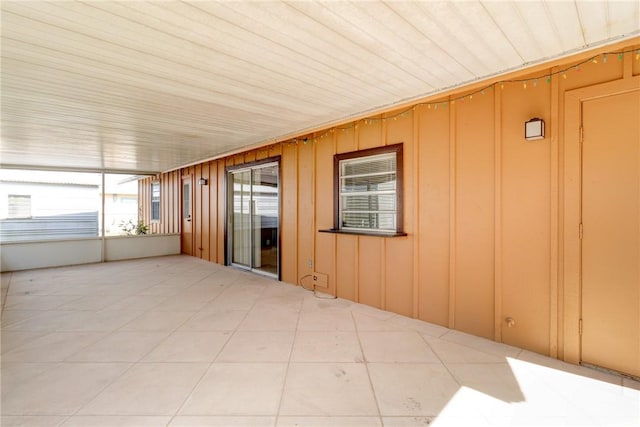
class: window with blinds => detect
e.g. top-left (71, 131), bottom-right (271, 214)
top-left (151, 182), bottom-right (160, 221)
top-left (335, 144), bottom-right (403, 234)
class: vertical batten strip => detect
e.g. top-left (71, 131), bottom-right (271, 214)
top-left (448, 102), bottom-right (457, 329)
top-left (412, 107), bottom-right (420, 318)
top-left (381, 116), bottom-right (388, 310)
top-left (549, 69), bottom-right (560, 358)
top-left (494, 85), bottom-right (503, 342)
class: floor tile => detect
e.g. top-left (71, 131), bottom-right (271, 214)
top-left (1, 362), bottom-right (56, 392)
top-left (2, 362), bottom-right (131, 415)
top-left (179, 309), bottom-right (248, 331)
top-left (2, 332), bottom-right (106, 362)
top-left (279, 363), bottom-right (378, 416)
top-left (1, 310), bottom-right (51, 329)
top-left (216, 331), bottom-right (294, 362)
top-left (54, 310), bottom-right (145, 332)
top-left (352, 312), bottom-right (406, 332)
top-left (0, 331), bottom-right (49, 353)
top-left (447, 361), bottom-right (576, 420)
top-left (119, 311), bottom-right (194, 331)
top-left (238, 306), bottom-right (300, 331)
top-left (66, 331), bottom-right (169, 362)
top-left (102, 295), bottom-right (168, 311)
top-left (79, 363), bottom-right (208, 415)
top-left (4, 295), bottom-right (82, 311)
top-left (169, 416), bottom-right (276, 426)
top-left (424, 336), bottom-right (507, 364)
top-left (180, 363), bottom-right (287, 415)
top-left (276, 416), bottom-right (382, 427)
top-left (179, 284), bottom-right (227, 299)
top-left (291, 331), bottom-right (364, 363)
top-left (439, 330), bottom-right (521, 359)
top-left (359, 331), bottom-right (440, 363)
top-left (0, 415), bottom-right (68, 426)
top-left (368, 363), bottom-right (459, 416)
top-left (381, 417), bottom-right (435, 427)
top-left (206, 286), bottom-right (265, 311)
top-left (297, 308), bottom-right (356, 331)
top-left (56, 295), bottom-right (127, 311)
top-left (60, 416), bottom-right (171, 426)
top-left (2, 311), bottom-right (73, 331)
top-left (151, 295), bottom-right (212, 311)
top-left (143, 331), bottom-right (231, 362)
top-left (387, 316), bottom-right (449, 338)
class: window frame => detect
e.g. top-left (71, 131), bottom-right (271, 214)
top-left (150, 181), bottom-right (161, 222)
top-left (329, 143), bottom-right (405, 237)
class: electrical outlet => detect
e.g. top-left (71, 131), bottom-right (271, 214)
top-left (312, 272), bottom-right (328, 288)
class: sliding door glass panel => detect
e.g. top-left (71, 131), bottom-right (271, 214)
top-left (251, 164), bottom-right (278, 276)
top-left (231, 170), bottom-right (251, 268)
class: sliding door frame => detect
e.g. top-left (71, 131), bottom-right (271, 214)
top-left (225, 156), bottom-right (281, 279)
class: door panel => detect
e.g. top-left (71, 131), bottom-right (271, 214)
top-left (231, 170), bottom-right (251, 268)
top-left (252, 164), bottom-right (279, 276)
top-left (181, 176), bottom-right (193, 255)
top-left (581, 90), bottom-right (640, 377)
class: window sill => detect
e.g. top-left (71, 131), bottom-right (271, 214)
top-left (319, 229), bottom-right (407, 238)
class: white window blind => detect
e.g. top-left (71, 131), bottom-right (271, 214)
top-left (339, 152), bottom-right (397, 232)
top-left (8, 194), bottom-right (31, 218)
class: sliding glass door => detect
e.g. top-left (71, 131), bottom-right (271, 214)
top-left (228, 162), bottom-right (279, 277)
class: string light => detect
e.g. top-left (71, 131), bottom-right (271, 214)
top-left (636, 50), bottom-right (640, 60)
top-left (267, 47), bottom-right (634, 150)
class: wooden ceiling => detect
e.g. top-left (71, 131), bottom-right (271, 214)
top-left (1, 1), bottom-right (638, 173)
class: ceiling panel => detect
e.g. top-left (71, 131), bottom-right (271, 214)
top-left (1, 0), bottom-right (638, 173)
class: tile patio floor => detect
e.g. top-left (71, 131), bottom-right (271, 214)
top-left (1, 255), bottom-right (638, 427)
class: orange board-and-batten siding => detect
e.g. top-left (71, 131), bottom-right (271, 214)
top-left (138, 37), bottom-right (640, 362)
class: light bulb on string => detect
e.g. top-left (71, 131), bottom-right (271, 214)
top-left (603, 54), bottom-right (608, 63)
top-left (533, 79), bottom-right (538, 87)
top-left (562, 72), bottom-right (567, 79)
top-left (636, 50), bottom-right (640, 60)
top-left (546, 75), bottom-right (551, 84)
top-left (618, 53), bottom-right (623, 61)
top-left (523, 81), bottom-right (527, 89)
top-left (592, 57), bottom-right (598, 64)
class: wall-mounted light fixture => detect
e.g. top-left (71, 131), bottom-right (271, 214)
top-left (525, 118), bottom-right (545, 141)
top-left (197, 178), bottom-right (207, 185)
